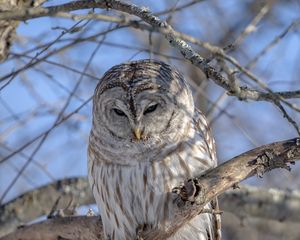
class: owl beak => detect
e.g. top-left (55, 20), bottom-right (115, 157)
top-left (133, 128), bottom-right (142, 140)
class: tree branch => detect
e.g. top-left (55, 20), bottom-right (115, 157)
top-left (1, 0), bottom-right (299, 135)
top-left (220, 185), bottom-right (300, 222)
top-left (0, 178), bottom-right (93, 237)
top-left (1, 0), bottom-right (300, 103)
top-left (0, 0), bottom-right (45, 62)
top-left (2, 178), bottom-right (300, 238)
top-left (142, 138), bottom-right (300, 239)
top-left (1, 138), bottom-right (299, 239)
top-left (1, 216), bottom-right (103, 240)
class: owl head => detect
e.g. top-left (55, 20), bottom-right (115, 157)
top-left (92, 59), bottom-right (194, 146)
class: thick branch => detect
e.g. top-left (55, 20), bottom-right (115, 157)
top-left (2, 179), bottom-right (300, 238)
top-left (220, 185), bottom-right (300, 222)
top-left (142, 138), bottom-right (300, 239)
top-left (222, 213), bottom-right (300, 240)
top-left (1, 138), bottom-right (299, 239)
top-left (1, 216), bottom-right (103, 240)
top-left (0, 178), bottom-right (93, 237)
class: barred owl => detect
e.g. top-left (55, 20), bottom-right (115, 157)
top-left (88, 59), bottom-right (220, 239)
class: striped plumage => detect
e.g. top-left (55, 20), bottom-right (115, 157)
top-left (88, 59), bottom-right (220, 239)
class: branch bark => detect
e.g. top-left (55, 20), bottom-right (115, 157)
top-left (0, 178), bottom-right (93, 237)
top-left (1, 0), bottom-right (299, 135)
top-left (142, 138), bottom-right (300, 239)
top-left (1, 216), bottom-right (103, 240)
top-left (1, 138), bottom-right (299, 239)
top-left (0, 1), bottom-right (300, 239)
top-left (0, 0), bottom-right (300, 102)
top-left (220, 185), bottom-right (300, 222)
top-left (2, 179), bottom-right (300, 238)
top-left (0, 0), bottom-right (45, 62)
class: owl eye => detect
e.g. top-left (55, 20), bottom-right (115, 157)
top-left (113, 108), bottom-right (126, 116)
top-left (144, 104), bottom-right (158, 115)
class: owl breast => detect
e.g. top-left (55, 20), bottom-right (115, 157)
top-left (88, 111), bottom-right (216, 240)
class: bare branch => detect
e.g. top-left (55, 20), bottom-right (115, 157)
top-left (1, 1), bottom-right (300, 239)
top-left (1, 1), bottom-right (300, 104)
top-left (142, 138), bottom-right (300, 239)
top-left (1, 138), bottom-right (299, 239)
top-left (0, 96), bottom-right (92, 164)
top-left (0, 178), bottom-right (92, 237)
top-left (0, 0), bottom-right (45, 62)
top-left (220, 185), bottom-right (300, 223)
top-left (232, 4), bottom-right (271, 48)
top-left (1, 216), bottom-right (103, 240)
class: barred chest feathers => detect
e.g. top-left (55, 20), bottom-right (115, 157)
top-left (88, 113), bottom-right (216, 239)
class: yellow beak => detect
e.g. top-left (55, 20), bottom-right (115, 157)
top-left (133, 128), bottom-right (142, 140)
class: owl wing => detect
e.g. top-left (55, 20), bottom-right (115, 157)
top-left (194, 108), bottom-right (221, 240)
top-left (193, 108), bottom-right (217, 166)
top-left (172, 108), bottom-right (221, 240)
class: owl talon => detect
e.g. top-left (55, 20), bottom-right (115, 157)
top-left (86, 208), bottom-right (96, 216)
top-left (47, 197), bottom-right (77, 218)
top-left (136, 235), bottom-right (144, 240)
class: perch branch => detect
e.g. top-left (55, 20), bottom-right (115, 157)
top-left (142, 138), bottom-right (300, 239)
top-left (1, 138), bottom-right (299, 239)
top-left (2, 178), bottom-right (300, 238)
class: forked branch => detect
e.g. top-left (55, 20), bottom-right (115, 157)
top-left (1, 138), bottom-right (299, 240)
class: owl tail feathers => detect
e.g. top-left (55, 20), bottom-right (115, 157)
top-left (212, 197), bottom-right (222, 240)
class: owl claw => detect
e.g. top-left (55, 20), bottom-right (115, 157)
top-left (86, 208), bottom-right (96, 216)
top-left (47, 197), bottom-right (77, 219)
top-left (136, 223), bottom-right (151, 239)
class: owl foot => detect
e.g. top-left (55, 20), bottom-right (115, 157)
top-left (86, 208), bottom-right (96, 216)
top-left (47, 196), bottom-right (77, 218)
top-left (136, 223), bottom-right (152, 240)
